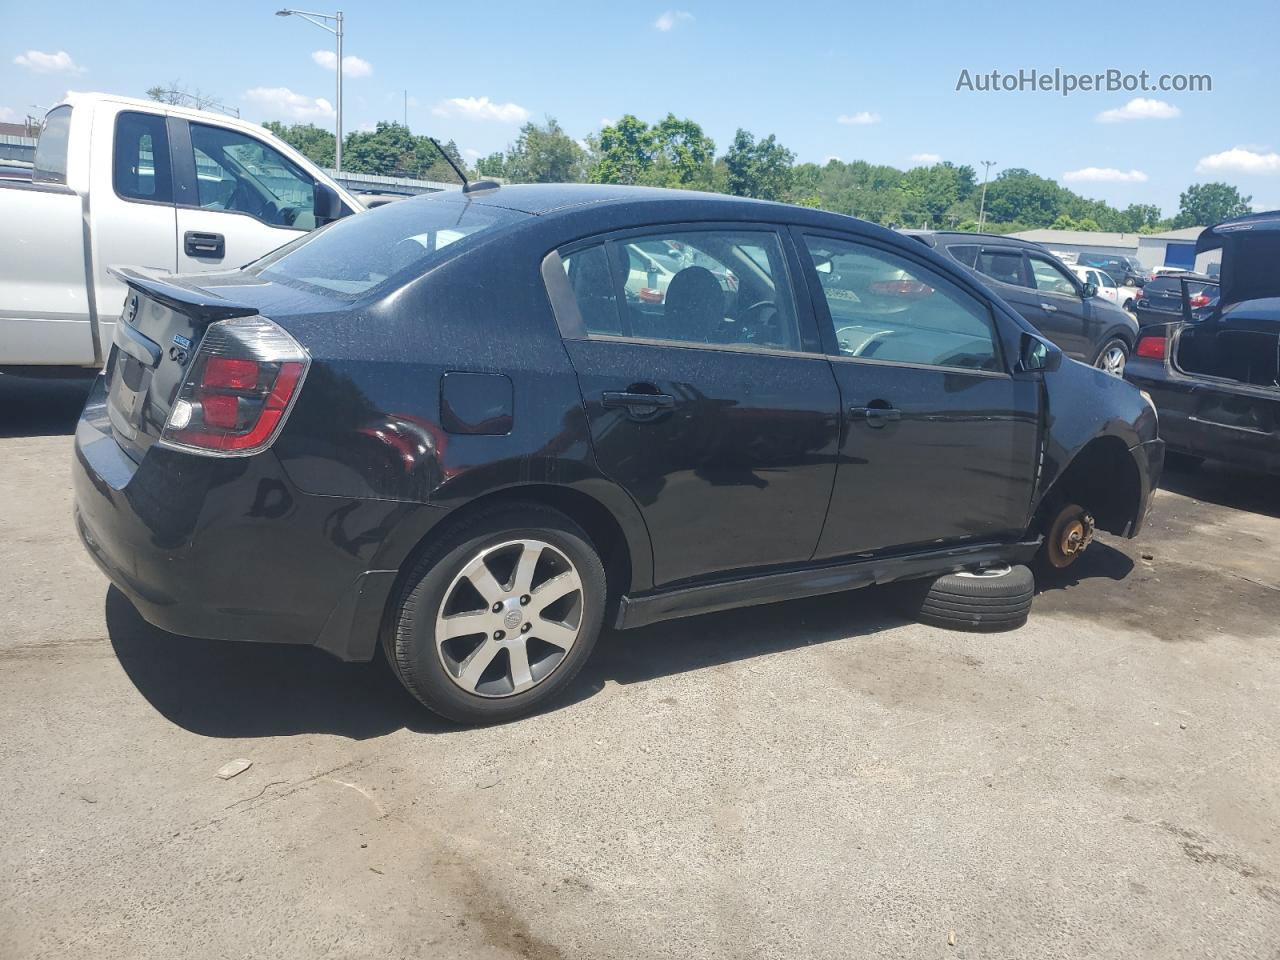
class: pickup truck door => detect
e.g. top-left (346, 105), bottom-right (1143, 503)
top-left (171, 119), bottom-right (316, 273)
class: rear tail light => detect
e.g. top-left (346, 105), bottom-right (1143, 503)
top-left (1188, 293), bottom-right (1211, 309)
top-left (161, 315), bottom-right (309, 456)
top-left (638, 287), bottom-right (664, 303)
top-left (1135, 334), bottom-right (1167, 360)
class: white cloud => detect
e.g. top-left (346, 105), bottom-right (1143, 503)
top-left (0, 106), bottom-right (16, 121)
top-left (243, 87), bottom-right (334, 121)
top-left (838, 111), bottom-right (880, 126)
top-left (1096, 97), bottom-right (1180, 123)
top-left (463, 147), bottom-right (482, 159)
top-left (1196, 146), bottom-right (1280, 175)
top-left (311, 50), bottom-right (373, 77)
top-left (600, 117), bottom-right (614, 128)
top-left (1062, 167), bottom-right (1149, 183)
top-left (654, 10), bottom-right (693, 31)
top-left (13, 49), bottom-right (84, 74)
top-left (431, 96), bottom-right (530, 123)
top-left (909, 152), bottom-right (942, 166)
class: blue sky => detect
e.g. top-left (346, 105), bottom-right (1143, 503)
top-left (5, 0), bottom-right (1278, 216)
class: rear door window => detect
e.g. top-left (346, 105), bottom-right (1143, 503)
top-left (974, 249), bottom-right (1029, 288)
top-left (560, 229), bottom-right (803, 353)
top-left (33, 105), bottom-right (72, 185)
top-left (113, 112), bottom-right (173, 203)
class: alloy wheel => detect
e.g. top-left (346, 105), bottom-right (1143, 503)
top-left (434, 539), bottom-right (584, 698)
top-left (1097, 344), bottom-right (1127, 377)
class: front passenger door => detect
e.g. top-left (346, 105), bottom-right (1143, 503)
top-left (1026, 254), bottom-right (1092, 358)
top-left (173, 121), bottom-right (318, 273)
top-left (798, 232), bottom-right (1040, 560)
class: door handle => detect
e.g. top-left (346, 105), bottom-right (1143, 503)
top-left (184, 231), bottom-right (225, 259)
top-left (1040, 302), bottom-right (1058, 312)
top-left (601, 390), bottom-right (675, 419)
top-left (849, 404), bottom-right (901, 428)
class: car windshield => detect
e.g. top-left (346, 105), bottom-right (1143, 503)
top-left (254, 197), bottom-right (527, 297)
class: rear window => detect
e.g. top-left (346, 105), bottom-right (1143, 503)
top-left (1147, 276), bottom-right (1212, 296)
top-left (33, 105), bottom-right (72, 185)
top-left (254, 197), bottom-right (526, 297)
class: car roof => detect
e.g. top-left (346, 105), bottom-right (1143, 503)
top-left (426, 182), bottom-right (822, 219)
top-left (900, 230), bottom-right (1050, 252)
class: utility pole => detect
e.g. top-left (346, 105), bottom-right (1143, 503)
top-left (977, 160), bottom-right (997, 233)
top-left (276, 8), bottom-right (344, 171)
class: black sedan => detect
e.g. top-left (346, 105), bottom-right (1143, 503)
top-left (1127, 210), bottom-right (1280, 474)
top-left (1135, 272), bottom-right (1218, 327)
top-left (74, 185), bottom-right (1163, 722)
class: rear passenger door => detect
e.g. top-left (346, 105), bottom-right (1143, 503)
top-left (547, 225), bottom-right (842, 588)
top-left (796, 231), bottom-right (1040, 559)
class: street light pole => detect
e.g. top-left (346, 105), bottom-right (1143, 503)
top-left (977, 160), bottom-right (996, 233)
top-left (276, 8), bottom-right (344, 172)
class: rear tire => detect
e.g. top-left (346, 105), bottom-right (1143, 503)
top-left (898, 564), bottom-right (1034, 633)
top-left (384, 503), bottom-right (607, 724)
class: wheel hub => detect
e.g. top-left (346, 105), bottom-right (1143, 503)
top-left (1046, 505), bottom-right (1096, 568)
top-left (435, 538), bottom-right (584, 698)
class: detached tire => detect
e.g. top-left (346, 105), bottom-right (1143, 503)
top-left (900, 564), bottom-right (1034, 633)
top-left (384, 503), bottom-right (606, 724)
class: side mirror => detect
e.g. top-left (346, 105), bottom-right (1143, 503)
top-left (1021, 332), bottom-right (1062, 373)
top-left (314, 181), bottom-right (347, 226)
top-left (1082, 281), bottom-right (1099, 299)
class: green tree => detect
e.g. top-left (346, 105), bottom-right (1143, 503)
top-left (590, 115), bottom-right (656, 185)
top-left (262, 121), bottom-right (335, 168)
top-left (339, 122), bottom-right (468, 181)
top-left (1173, 182), bottom-right (1252, 228)
top-left (722, 129), bottom-right (794, 201)
top-left (1116, 203), bottom-right (1162, 232)
top-left (502, 117), bottom-right (585, 183)
top-left (475, 151), bottom-right (507, 179)
top-left (982, 168), bottom-right (1063, 227)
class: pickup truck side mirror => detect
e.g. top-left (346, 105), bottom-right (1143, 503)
top-left (1082, 280), bottom-right (1098, 299)
top-left (1020, 332), bottom-right (1062, 373)
top-left (314, 182), bottom-right (347, 226)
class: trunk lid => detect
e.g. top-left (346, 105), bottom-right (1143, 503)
top-left (105, 267), bottom-right (260, 462)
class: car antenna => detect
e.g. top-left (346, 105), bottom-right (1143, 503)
top-left (428, 137), bottom-right (498, 193)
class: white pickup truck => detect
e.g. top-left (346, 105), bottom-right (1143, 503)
top-left (0, 93), bottom-right (363, 374)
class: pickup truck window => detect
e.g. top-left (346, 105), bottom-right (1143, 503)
top-left (33, 105), bottom-right (72, 185)
top-left (190, 123), bottom-right (317, 229)
top-left (113, 112), bottom-right (173, 203)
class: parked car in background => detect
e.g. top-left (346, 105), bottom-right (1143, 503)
top-left (1077, 253), bottom-right (1152, 288)
top-left (904, 231), bottom-right (1138, 376)
top-left (73, 184), bottom-right (1162, 723)
top-left (1135, 272), bottom-right (1218, 327)
top-left (1071, 265), bottom-right (1136, 313)
top-left (0, 93), bottom-right (363, 376)
top-left (1126, 210), bottom-right (1280, 474)
top-left (0, 162), bottom-right (32, 181)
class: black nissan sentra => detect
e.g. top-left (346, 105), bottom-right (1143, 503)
top-left (74, 184), bottom-right (1163, 723)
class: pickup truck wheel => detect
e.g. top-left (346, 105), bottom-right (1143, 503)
top-left (1094, 338), bottom-right (1129, 377)
top-left (384, 504), bottom-right (606, 724)
top-left (898, 564), bottom-right (1034, 633)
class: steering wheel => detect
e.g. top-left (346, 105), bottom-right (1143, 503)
top-left (733, 299), bottom-right (780, 344)
top-left (229, 179), bottom-right (269, 221)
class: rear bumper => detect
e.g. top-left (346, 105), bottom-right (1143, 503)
top-left (1128, 361), bottom-right (1280, 474)
top-left (72, 376), bottom-right (415, 661)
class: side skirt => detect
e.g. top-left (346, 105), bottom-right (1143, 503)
top-left (614, 539), bottom-right (1042, 630)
